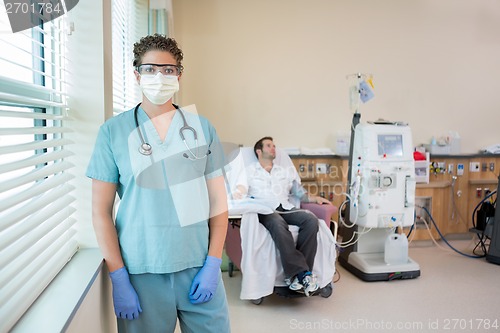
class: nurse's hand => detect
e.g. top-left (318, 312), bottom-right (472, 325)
top-left (189, 256), bottom-right (222, 304)
top-left (109, 267), bottom-right (143, 320)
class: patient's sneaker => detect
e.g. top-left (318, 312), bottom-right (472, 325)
top-left (288, 276), bottom-right (304, 292)
top-left (301, 273), bottom-right (319, 297)
top-left (288, 271), bottom-right (319, 296)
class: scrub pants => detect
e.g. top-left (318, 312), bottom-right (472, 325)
top-left (118, 267), bottom-right (230, 333)
top-left (258, 207), bottom-right (319, 280)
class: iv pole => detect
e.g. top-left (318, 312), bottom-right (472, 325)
top-left (338, 73), bottom-right (420, 281)
top-left (339, 73), bottom-right (364, 265)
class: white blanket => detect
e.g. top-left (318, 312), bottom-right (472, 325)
top-left (238, 212), bottom-right (336, 300)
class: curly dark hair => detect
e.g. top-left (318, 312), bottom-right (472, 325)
top-left (132, 34), bottom-right (184, 68)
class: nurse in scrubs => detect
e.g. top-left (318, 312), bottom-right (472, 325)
top-left (86, 34), bottom-right (230, 333)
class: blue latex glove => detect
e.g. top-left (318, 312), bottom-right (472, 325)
top-left (109, 267), bottom-right (142, 320)
top-left (189, 256), bottom-right (222, 304)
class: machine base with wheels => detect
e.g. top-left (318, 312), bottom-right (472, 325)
top-left (339, 252), bottom-right (420, 282)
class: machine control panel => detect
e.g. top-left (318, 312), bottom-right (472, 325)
top-left (350, 123), bottom-right (416, 228)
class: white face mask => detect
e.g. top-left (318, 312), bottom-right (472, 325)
top-left (139, 73), bottom-right (179, 105)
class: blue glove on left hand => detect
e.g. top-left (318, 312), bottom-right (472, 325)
top-left (189, 256), bottom-right (222, 304)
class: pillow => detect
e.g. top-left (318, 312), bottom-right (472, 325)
top-left (228, 198), bottom-right (275, 215)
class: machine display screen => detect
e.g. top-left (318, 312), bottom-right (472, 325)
top-left (378, 134), bottom-right (403, 156)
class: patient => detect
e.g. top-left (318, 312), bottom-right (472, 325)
top-left (235, 136), bottom-right (331, 296)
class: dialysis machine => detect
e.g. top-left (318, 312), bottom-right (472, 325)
top-left (339, 113), bottom-right (421, 281)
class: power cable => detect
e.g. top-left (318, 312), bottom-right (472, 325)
top-left (419, 206), bottom-right (484, 259)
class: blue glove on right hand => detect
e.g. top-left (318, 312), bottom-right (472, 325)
top-left (109, 267), bottom-right (142, 320)
top-left (189, 256), bottom-right (222, 304)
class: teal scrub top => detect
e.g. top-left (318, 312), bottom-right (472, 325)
top-left (86, 105), bottom-right (225, 274)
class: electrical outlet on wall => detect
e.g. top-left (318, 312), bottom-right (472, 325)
top-left (316, 163), bottom-right (327, 174)
top-left (470, 162), bottom-right (480, 172)
top-left (415, 197), bottom-right (432, 229)
top-left (448, 163), bottom-right (454, 174)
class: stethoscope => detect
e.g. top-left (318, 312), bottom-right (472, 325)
top-left (134, 103), bottom-right (209, 160)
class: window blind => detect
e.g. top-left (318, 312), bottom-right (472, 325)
top-left (149, 8), bottom-right (168, 35)
top-left (112, 0), bottom-right (148, 115)
top-left (0, 8), bottom-right (77, 332)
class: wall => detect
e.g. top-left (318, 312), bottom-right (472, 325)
top-left (63, 1), bottom-right (116, 331)
top-left (66, 267), bottom-right (116, 333)
top-left (65, 0), bottom-right (113, 248)
top-left (172, 0), bottom-right (500, 153)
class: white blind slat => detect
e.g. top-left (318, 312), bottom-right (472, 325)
top-left (0, 149), bottom-right (74, 174)
top-left (0, 160), bottom-right (74, 193)
top-left (0, 172), bottom-right (74, 213)
top-left (0, 233), bottom-right (78, 306)
top-left (0, 184), bottom-right (75, 233)
top-left (0, 75), bottom-right (67, 102)
top-left (0, 149), bottom-right (73, 175)
top-left (0, 199), bottom-right (76, 252)
top-left (0, 91), bottom-right (65, 108)
top-left (0, 239), bottom-right (78, 333)
top-left (0, 223), bottom-right (77, 294)
top-left (0, 55), bottom-right (66, 83)
top-left (0, 126), bottom-right (72, 135)
top-left (0, 138), bottom-right (73, 155)
top-left (0, 109), bottom-right (67, 120)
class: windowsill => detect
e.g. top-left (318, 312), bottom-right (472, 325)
top-left (11, 248), bottom-right (104, 333)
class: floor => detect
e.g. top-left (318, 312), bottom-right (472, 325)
top-left (217, 238), bottom-right (500, 333)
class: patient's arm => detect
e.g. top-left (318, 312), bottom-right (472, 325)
top-left (301, 193), bottom-right (332, 205)
top-left (232, 184), bottom-right (248, 200)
